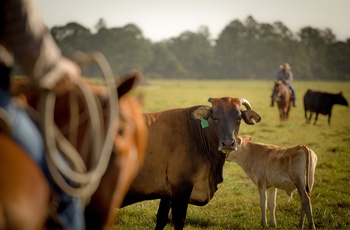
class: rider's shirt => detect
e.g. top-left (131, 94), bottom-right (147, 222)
top-left (277, 70), bottom-right (293, 85)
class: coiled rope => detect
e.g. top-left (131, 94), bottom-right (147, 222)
top-left (40, 52), bottom-right (118, 199)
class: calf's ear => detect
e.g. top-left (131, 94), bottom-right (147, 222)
top-left (242, 110), bottom-right (261, 125)
top-left (192, 106), bottom-right (211, 120)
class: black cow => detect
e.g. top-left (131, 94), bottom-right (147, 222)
top-left (304, 89), bottom-right (348, 125)
top-left (122, 97), bottom-right (261, 230)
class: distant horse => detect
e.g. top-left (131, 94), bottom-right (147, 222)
top-left (1, 70), bottom-right (147, 229)
top-left (272, 80), bottom-right (292, 121)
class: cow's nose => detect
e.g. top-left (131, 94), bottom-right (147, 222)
top-left (221, 139), bottom-right (235, 150)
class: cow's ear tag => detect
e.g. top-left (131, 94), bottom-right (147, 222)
top-left (201, 118), bottom-right (209, 128)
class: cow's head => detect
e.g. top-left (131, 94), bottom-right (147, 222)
top-left (336, 92), bottom-right (349, 107)
top-left (192, 97), bottom-right (261, 153)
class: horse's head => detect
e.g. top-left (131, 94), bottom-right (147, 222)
top-left (272, 80), bottom-right (285, 101)
top-left (10, 71), bottom-right (148, 228)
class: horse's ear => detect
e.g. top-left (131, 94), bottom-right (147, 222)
top-left (116, 70), bottom-right (141, 98)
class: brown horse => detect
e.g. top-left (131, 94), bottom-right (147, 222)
top-left (272, 80), bottom-right (292, 121)
top-left (0, 71), bottom-right (147, 229)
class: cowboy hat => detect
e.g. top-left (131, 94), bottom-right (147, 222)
top-left (280, 63), bottom-right (291, 70)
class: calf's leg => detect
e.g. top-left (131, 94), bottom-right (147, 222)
top-left (258, 187), bottom-right (268, 227)
top-left (297, 186), bottom-right (315, 229)
top-left (267, 187), bottom-right (277, 227)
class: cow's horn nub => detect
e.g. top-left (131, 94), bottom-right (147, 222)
top-left (240, 98), bottom-right (252, 109)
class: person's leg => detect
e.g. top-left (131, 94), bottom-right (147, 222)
top-left (0, 89), bottom-right (85, 230)
top-left (0, 89), bottom-right (45, 164)
top-left (289, 85), bottom-right (297, 107)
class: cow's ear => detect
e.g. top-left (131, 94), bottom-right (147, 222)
top-left (192, 106), bottom-right (211, 120)
top-left (116, 70), bottom-right (141, 98)
top-left (242, 110), bottom-right (261, 125)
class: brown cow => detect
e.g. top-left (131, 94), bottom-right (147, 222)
top-left (1, 71), bottom-right (147, 229)
top-left (122, 97), bottom-right (261, 230)
top-left (226, 136), bottom-right (317, 229)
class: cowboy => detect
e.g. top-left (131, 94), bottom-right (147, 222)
top-left (1, 0), bottom-right (84, 229)
top-left (271, 63), bottom-right (297, 107)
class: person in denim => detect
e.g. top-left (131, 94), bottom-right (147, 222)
top-left (0, 0), bottom-right (85, 229)
top-left (271, 63), bottom-right (297, 107)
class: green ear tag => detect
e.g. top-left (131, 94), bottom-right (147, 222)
top-left (201, 118), bottom-right (209, 128)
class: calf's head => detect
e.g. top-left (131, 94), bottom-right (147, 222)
top-left (192, 97), bottom-right (261, 153)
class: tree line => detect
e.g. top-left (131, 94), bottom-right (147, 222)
top-left (48, 16), bottom-right (350, 81)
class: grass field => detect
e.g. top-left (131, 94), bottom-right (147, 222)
top-left (114, 80), bottom-right (350, 229)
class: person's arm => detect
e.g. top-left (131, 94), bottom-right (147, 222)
top-left (288, 71), bottom-right (294, 82)
top-left (1, 0), bottom-right (79, 94)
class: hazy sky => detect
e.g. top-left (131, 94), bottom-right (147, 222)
top-left (37, 0), bottom-right (350, 42)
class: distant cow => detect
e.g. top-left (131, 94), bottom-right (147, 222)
top-left (122, 97), bottom-right (261, 229)
top-left (304, 89), bottom-right (348, 125)
top-left (226, 136), bottom-right (317, 229)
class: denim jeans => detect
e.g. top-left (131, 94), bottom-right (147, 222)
top-left (0, 89), bottom-right (85, 230)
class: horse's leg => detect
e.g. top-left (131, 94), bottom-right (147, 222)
top-left (279, 108), bottom-right (283, 122)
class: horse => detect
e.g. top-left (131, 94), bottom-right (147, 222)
top-left (272, 80), bottom-right (292, 121)
top-left (1, 70), bottom-right (147, 229)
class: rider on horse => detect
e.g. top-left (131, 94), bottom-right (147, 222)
top-left (1, 0), bottom-right (84, 229)
top-left (271, 63), bottom-right (297, 107)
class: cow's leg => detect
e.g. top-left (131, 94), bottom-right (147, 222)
top-left (155, 198), bottom-right (172, 230)
top-left (308, 112), bottom-right (313, 124)
top-left (170, 184), bottom-right (192, 230)
top-left (258, 186), bottom-right (268, 227)
top-left (296, 186), bottom-right (315, 229)
top-left (267, 187), bottom-right (277, 227)
top-left (328, 112), bottom-right (332, 125)
top-left (304, 110), bottom-right (309, 123)
top-left (313, 113), bottom-right (318, 125)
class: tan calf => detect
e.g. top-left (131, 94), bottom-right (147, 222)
top-left (226, 136), bottom-right (317, 229)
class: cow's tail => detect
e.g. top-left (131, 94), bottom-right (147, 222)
top-left (301, 145), bottom-right (312, 196)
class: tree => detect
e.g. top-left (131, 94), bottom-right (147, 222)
top-left (51, 22), bottom-right (92, 56)
top-left (166, 26), bottom-right (215, 79)
top-left (298, 27), bottom-right (336, 79)
top-left (95, 18), bottom-right (107, 32)
top-left (215, 19), bottom-right (246, 78)
top-left (325, 40), bottom-right (350, 80)
top-left (144, 42), bottom-right (186, 79)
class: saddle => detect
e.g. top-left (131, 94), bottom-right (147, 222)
top-left (0, 107), bottom-right (11, 136)
top-left (0, 107), bottom-right (64, 228)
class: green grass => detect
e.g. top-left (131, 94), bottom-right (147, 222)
top-left (114, 80), bottom-right (350, 229)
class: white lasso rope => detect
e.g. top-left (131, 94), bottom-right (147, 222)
top-left (40, 52), bottom-right (118, 198)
